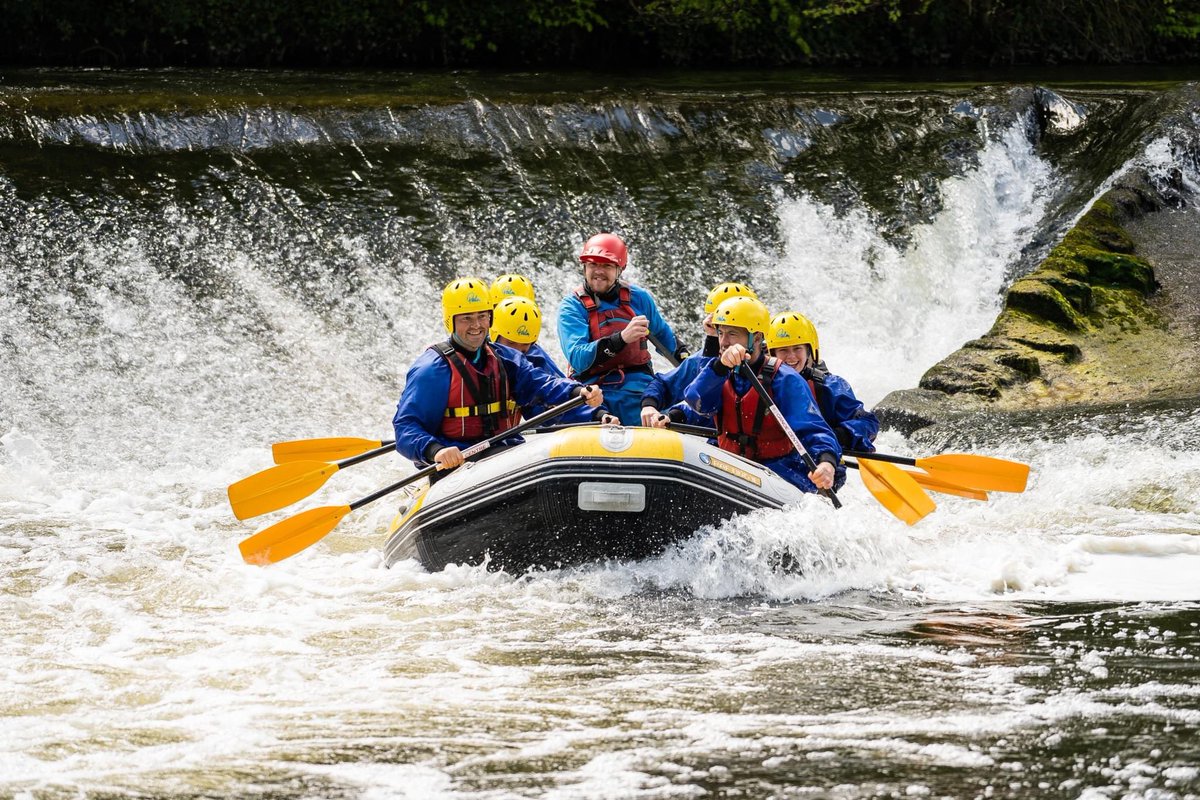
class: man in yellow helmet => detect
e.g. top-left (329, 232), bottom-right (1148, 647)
top-left (393, 278), bottom-right (603, 472)
top-left (767, 311), bottom-right (879, 453)
top-left (491, 295), bottom-right (617, 425)
top-left (683, 296), bottom-right (843, 494)
top-left (640, 282), bottom-right (756, 428)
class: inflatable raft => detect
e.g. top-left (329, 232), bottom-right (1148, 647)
top-left (384, 425), bottom-right (807, 572)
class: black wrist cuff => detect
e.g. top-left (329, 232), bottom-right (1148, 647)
top-left (598, 332), bottom-right (623, 359)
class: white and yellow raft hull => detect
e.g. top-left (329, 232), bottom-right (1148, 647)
top-left (384, 425), bottom-right (806, 572)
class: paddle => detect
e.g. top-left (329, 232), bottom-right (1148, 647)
top-left (737, 363), bottom-right (842, 509)
top-left (228, 443), bottom-right (396, 521)
top-left (846, 449), bottom-right (1029, 493)
top-left (672, 415), bottom-right (932, 521)
top-left (845, 460), bottom-right (988, 502)
top-left (272, 436), bottom-right (391, 464)
top-left (238, 395), bottom-right (587, 566)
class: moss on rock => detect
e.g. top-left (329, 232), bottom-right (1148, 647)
top-left (876, 169), bottom-right (1197, 435)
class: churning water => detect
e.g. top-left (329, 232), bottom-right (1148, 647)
top-left (1, 71), bottom-right (1198, 798)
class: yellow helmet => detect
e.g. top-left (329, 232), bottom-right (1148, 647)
top-left (712, 296), bottom-right (771, 339)
top-left (767, 311), bottom-right (820, 361)
top-left (489, 274), bottom-right (536, 306)
top-left (490, 296), bottom-right (542, 344)
top-left (442, 277), bottom-right (492, 334)
top-left (703, 282), bottom-right (758, 314)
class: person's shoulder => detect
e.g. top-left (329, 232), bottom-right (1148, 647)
top-left (410, 344), bottom-right (448, 369)
top-left (527, 342), bottom-right (553, 359)
top-left (822, 371), bottom-right (851, 390)
top-left (625, 282), bottom-right (658, 302)
top-left (558, 290), bottom-right (588, 311)
top-left (490, 341), bottom-right (522, 359)
top-left (402, 346), bottom-right (450, 392)
top-left (772, 359), bottom-right (802, 380)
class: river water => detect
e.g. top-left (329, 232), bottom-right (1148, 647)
top-left (1, 70), bottom-right (1198, 799)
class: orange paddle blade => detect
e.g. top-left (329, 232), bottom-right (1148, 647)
top-left (239, 505), bottom-right (351, 565)
top-left (914, 453), bottom-right (1029, 493)
top-left (907, 469), bottom-right (989, 501)
top-left (858, 459), bottom-right (936, 525)
top-left (272, 437), bottom-right (383, 464)
top-left (227, 460), bottom-right (340, 520)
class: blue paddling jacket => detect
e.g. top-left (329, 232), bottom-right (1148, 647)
top-left (393, 340), bottom-right (584, 467)
top-left (642, 350), bottom-right (716, 428)
top-left (802, 362), bottom-right (880, 453)
top-left (521, 341), bottom-right (611, 424)
top-left (684, 356), bottom-right (845, 494)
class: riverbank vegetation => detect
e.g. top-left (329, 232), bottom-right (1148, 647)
top-left (4, 0), bottom-right (1199, 68)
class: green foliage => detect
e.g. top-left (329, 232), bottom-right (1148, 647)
top-left (0, 0), bottom-right (1196, 66)
top-left (1157, 0), bottom-right (1200, 38)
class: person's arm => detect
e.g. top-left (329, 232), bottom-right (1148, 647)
top-left (392, 352), bottom-right (453, 466)
top-left (641, 356), bottom-right (699, 412)
top-left (775, 368), bottom-right (841, 466)
top-left (822, 373), bottom-right (880, 452)
top-left (503, 343), bottom-right (591, 411)
top-left (524, 342), bottom-right (567, 378)
top-left (632, 286), bottom-right (685, 360)
top-left (660, 400), bottom-right (710, 427)
top-left (557, 295), bottom-right (610, 377)
top-left (683, 359), bottom-right (732, 417)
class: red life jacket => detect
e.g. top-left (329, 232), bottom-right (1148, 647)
top-left (571, 284), bottom-right (651, 381)
top-left (432, 341), bottom-right (520, 441)
top-left (717, 357), bottom-right (793, 460)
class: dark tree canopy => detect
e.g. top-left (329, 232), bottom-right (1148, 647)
top-left (2, 0), bottom-right (1198, 67)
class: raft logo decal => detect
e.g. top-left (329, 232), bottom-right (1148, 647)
top-left (517, 324), bottom-right (531, 336)
top-left (699, 452), bottom-right (762, 487)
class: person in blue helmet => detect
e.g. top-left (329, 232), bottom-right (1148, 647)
top-left (683, 296), bottom-right (844, 494)
top-left (640, 281), bottom-right (758, 429)
top-left (767, 311), bottom-right (879, 453)
top-left (490, 295), bottom-right (618, 425)
top-left (393, 277), bottom-right (603, 473)
top-left (557, 232), bottom-right (689, 426)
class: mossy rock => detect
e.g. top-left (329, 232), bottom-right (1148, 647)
top-left (995, 349), bottom-right (1041, 377)
top-left (1041, 275), bottom-right (1094, 313)
top-left (1007, 334), bottom-right (1082, 361)
top-left (1064, 202), bottom-right (1136, 253)
top-left (990, 311), bottom-right (1082, 360)
top-left (919, 348), bottom-right (1031, 398)
top-left (1091, 285), bottom-right (1161, 333)
top-left (1004, 278), bottom-right (1087, 330)
top-left (1074, 247), bottom-right (1158, 294)
top-left (873, 169), bottom-right (1186, 433)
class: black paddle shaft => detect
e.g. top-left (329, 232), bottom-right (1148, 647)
top-left (846, 450), bottom-right (917, 467)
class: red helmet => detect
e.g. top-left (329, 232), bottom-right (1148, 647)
top-left (579, 233), bottom-right (628, 268)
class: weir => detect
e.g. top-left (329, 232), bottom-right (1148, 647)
top-left (1, 71), bottom-right (1198, 800)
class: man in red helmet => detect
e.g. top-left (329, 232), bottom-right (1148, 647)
top-left (557, 232), bottom-right (689, 425)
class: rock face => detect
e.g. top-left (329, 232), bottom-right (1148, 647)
top-left (876, 170), bottom-right (1200, 435)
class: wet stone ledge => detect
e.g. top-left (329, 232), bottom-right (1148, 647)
top-left (876, 169), bottom-right (1200, 435)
